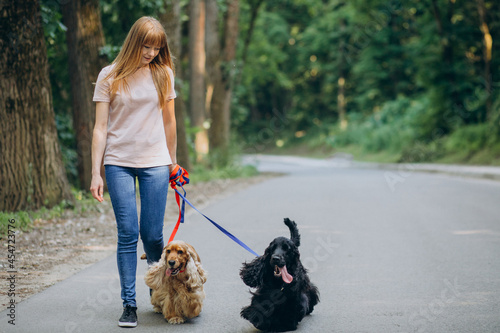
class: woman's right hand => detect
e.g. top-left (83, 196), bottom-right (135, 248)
top-left (90, 175), bottom-right (104, 202)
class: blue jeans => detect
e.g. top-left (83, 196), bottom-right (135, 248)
top-left (105, 165), bottom-right (169, 307)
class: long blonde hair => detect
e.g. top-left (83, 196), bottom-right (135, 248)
top-left (105, 16), bottom-right (175, 111)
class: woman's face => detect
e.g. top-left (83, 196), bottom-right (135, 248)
top-left (140, 44), bottom-right (160, 67)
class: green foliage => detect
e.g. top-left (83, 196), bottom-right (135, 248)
top-left (444, 124), bottom-right (494, 154)
top-left (190, 159), bottom-right (258, 183)
top-left (0, 212), bottom-right (32, 239)
top-left (235, 0), bottom-right (500, 164)
top-left (55, 112), bottom-right (78, 185)
top-left (100, 0), bottom-right (167, 47)
top-left (235, 9), bottom-right (293, 132)
top-left (330, 96), bottom-right (425, 153)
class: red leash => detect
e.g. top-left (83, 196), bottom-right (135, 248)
top-left (167, 165), bottom-right (189, 244)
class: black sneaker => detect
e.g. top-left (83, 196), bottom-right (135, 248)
top-left (118, 305), bottom-right (137, 327)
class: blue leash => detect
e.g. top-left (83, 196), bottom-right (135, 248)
top-left (172, 184), bottom-right (259, 257)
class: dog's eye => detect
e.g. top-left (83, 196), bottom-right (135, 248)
top-left (282, 244), bottom-right (289, 251)
top-left (166, 250), bottom-right (171, 254)
top-left (178, 250), bottom-right (183, 255)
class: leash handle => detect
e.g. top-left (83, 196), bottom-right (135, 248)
top-left (169, 164), bottom-right (190, 188)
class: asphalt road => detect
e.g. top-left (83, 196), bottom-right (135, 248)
top-left (2, 155), bottom-right (500, 332)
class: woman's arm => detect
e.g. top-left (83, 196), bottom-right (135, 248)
top-left (90, 102), bottom-right (109, 202)
top-left (163, 99), bottom-right (177, 174)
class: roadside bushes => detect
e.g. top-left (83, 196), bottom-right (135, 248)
top-left (330, 96), bottom-right (423, 154)
top-left (328, 96), bottom-right (500, 165)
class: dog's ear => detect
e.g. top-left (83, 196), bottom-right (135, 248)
top-left (184, 256), bottom-right (207, 288)
top-left (144, 256), bottom-right (166, 290)
top-left (284, 218), bottom-right (301, 247)
top-left (185, 243), bottom-right (201, 264)
top-left (197, 264), bottom-right (207, 284)
top-left (240, 256), bottom-right (266, 288)
top-left (185, 244), bottom-right (207, 286)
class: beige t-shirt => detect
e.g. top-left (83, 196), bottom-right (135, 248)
top-left (93, 64), bottom-right (176, 168)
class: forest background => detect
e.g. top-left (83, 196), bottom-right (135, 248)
top-left (1, 0), bottom-right (499, 216)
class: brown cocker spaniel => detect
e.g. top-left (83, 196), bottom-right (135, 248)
top-left (144, 240), bottom-right (207, 324)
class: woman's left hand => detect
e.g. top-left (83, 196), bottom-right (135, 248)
top-left (168, 163), bottom-right (178, 174)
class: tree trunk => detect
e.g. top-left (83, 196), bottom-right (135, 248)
top-left (430, 0), bottom-right (455, 69)
top-left (205, 0), bottom-right (219, 115)
top-left (0, 0), bottom-right (73, 212)
top-left (241, 0), bottom-right (264, 66)
top-left (205, 0), bottom-right (223, 156)
top-left (337, 18), bottom-right (347, 130)
top-left (476, 0), bottom-right (493, 118)
top-left (207, 0), bottom-right (239, 166)
top-left (430, 0), bottom-right (462, 123)
top-left (188, 0), bottom-right (208, 161)
top-left (236, 0), bottom-right (264, 88)
top-left (161, 0), bottom-right (192, 170)
top-left (61, 0), bottom-right (107, 191)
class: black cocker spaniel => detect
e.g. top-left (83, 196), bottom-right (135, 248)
top-left (240, 218), bottom-right (320, 332)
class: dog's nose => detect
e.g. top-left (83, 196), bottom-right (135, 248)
top-left (271, 254), bottom-right (282, 262)
top-left (168, 260), bottom-right (176, 267)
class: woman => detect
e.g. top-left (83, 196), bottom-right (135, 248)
top-left (90, 16), bottom-right (177, 328)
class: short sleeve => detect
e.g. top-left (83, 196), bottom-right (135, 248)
top-left (93, 66), bottom-right (112, 102)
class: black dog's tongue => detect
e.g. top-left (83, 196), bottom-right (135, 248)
top-left (279, 265), bottom-right (293, 283)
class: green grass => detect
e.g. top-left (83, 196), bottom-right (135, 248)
top-left (0, 211), bottom-right (32, 238)
top-left (466, 148), bottom-right (500, 166)
top-left (433, 147), bottom-right (500, 166)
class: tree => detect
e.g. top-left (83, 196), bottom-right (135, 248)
top-left (475, 0), bottom-right (493, 118)
top-left (0, 0), bottom-right (73, 212)
top-left (205, 0), bottom-right (220, 125)
top-left (206, 0), bottom-right (240, 165)
top-left (337, 17), bottom-right (347, 130)
top-left (188, 0), bottom-right (208, 161)
top-left (160, 0), bottom-right (192, 170)
top-left (240, 0), bottom-right (264, 66)
top-left (61, 0), bottom-right (107, 191)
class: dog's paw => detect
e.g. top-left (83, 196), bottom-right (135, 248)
top-left (167, 317), bottom-right (185, 324)
top-left (153, 305), bottom-right (162, 314)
